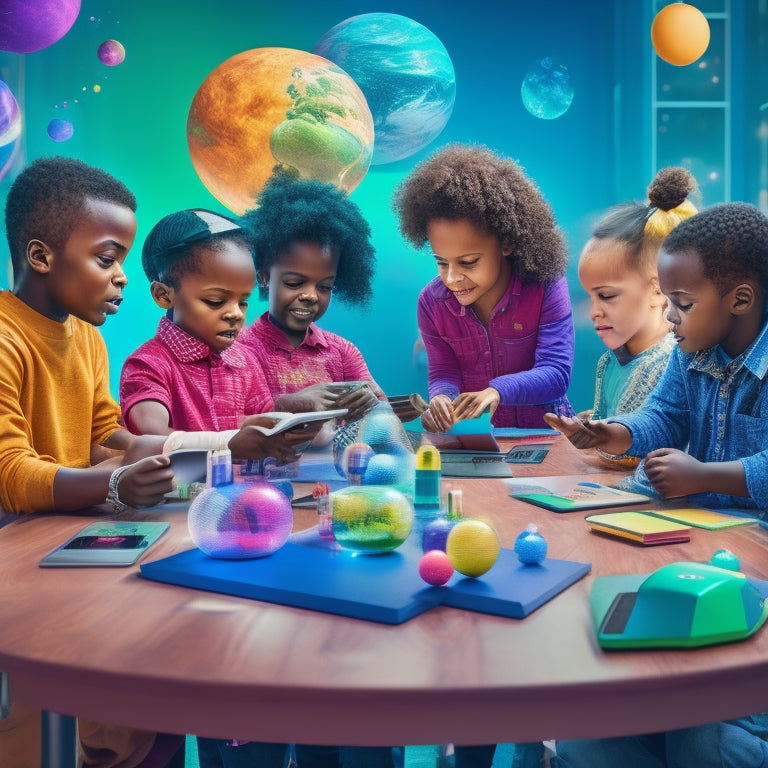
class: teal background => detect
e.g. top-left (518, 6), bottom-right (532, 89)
top-left (1, 0), bottom-right (766, 412)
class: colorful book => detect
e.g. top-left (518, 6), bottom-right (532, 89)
top-left (645, 508), bottom-right (758, 530)
top-left (505, 477), bottom-right (650, 512)
top-left (585, 511), bottom-right (691, 545)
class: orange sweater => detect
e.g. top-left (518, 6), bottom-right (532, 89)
top-left (0, 291), bottom-right (122, 514)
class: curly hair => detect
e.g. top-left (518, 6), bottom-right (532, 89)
top-left (589, 166), bottom-right (699, 278)
top-left (4, 156), bottom-right (136, 283)
top-left (242, 175), bottom-right (375, 307)
top-left (662, 202), bottom-right (768, 293)
top-left (392, 143), bottom-right (567, 282)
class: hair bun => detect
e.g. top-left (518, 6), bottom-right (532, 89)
top-left (647, 167), bottom-right (697, 211)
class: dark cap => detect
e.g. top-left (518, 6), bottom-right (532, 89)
top-left (141, 208), bottom-right (244, 282)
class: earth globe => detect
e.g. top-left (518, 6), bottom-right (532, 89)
top-left (187, 47), bottom-right (374, 215)
top-left (313, 13), bottom-right (455, 165)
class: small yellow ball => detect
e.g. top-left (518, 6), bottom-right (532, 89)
top-left (446, 519), bottom-right (500, 578)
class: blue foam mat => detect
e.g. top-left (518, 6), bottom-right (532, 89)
top-left (140, 531), bottom-right (590, 625)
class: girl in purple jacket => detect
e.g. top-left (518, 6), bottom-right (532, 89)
top-left (393, 143), bottom-right (575, 430)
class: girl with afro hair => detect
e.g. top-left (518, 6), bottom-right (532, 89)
top-left (393, 143), bottom-right (575, 430)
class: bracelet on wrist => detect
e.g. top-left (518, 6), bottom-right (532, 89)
top-left (106, 465), bottom-right (131, 513)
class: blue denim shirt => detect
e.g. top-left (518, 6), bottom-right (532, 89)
top-left (612, 314), bottom-right (768, 510)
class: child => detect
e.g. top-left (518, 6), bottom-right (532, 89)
top-left (579, 167), bottom-right (698, 422)
top-left (545, 201), bottom-right (768, 512)
top-left (0, 157), bottom-right (179, 768)
top-left (392, 143), bottom-right (575, 431)
top-left (120, 207), bottom-right (318, 465)
top-left (237, 176), bottom-right (396, 768)
top-left (547, 203), bottom-right (768, 767)
top-left (236, 174), bottom-right (386, 443)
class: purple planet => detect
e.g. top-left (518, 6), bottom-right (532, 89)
top-left (98, 39), bottom-right (125, 66)
top-left (47, 119), bottom-right (74, 142)
top-left (0, 0), bottom-right (81, 54)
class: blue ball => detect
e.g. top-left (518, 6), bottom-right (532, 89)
top-left (710, 548), bottom-right (740, 572)
top-left (422, 517), bottom-right (454, 553)
top-left (514, 527), bottom-right (547, 565)
top-left (363, 453), bottom-right (402, 485)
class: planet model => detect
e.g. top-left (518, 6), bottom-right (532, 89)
top-left (521, 57), bottom-right (574, 120)
top-left (0, 0), bottom-right (80, 53)
top-left (187, 47), bottom-right (374, 215)
top-left (651, 3), bottom-right (710, 66)
top-left (0, 80), bottom-right (21, 181)
top-left (97, 39), bottom-right (125, 66)
top-left (47, 118), bottom-right (74, 142)
top-left (313, 12), bottom-right (455, 165)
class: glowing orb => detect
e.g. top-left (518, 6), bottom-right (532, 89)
top-left (521, 57), bottom-right (574, 120)
top-left (651, 4), bottom-right (710, 66)
top-left (513, 523), bottom-right (547, 565)
top-left (446, 519), bottom-right (500, 578)
top-left (313, 13), bottom-right (455, 165)
top-left (419, 550), bottom-right (454, 586)
top-left (188, 481), bottom-right (293, 559)
top-left (0, 0), bottom-right (80, 53)
top-left (0, 80), bottom-right (21, 181)
top-left (97, 39), bottom-right (125, 66)
top-left (187, 47), bottom-right (374, 216)
top-left (47, 118), bottom-right (73, 142)
top-left (330, 485), bottom-right (413, 553)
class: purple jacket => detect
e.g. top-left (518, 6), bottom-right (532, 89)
top-left (417, 275), bottom-right (575, 428)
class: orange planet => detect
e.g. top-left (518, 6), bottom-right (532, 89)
top-left (187, 47), bottom-right (374, 215)
top-left (651, 3), bottom-right (710, 66)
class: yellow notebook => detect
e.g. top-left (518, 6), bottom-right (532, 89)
top-left (645, 508), bottom-right (757, 530)
top-left (586, 511), bottom-right (691, 545)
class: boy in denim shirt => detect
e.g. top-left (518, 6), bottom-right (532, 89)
top-left (546, 201), bottom-right (768, 767)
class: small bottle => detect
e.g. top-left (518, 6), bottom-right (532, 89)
top-left (314, 482), bottom-right (334, 540)
top-left (447, 488), bottom-right (463, 519)
top-left (414, 445), bottom-right (441, 508)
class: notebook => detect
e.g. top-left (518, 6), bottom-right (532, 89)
top-left (505, 477), bottom-right (650, 512)
top-left (585, 511), bottom-right (691, 545)
top-left (644, 508), bottom-right (758, 530)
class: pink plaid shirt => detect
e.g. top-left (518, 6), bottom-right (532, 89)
top-left (236, 313), bottom-right (384, 397)
top-left (120, 316), bottom-right (274, 433)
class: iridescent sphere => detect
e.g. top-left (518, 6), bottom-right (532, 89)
top-left (47, 118), bottom-right (74, 142)
top-left (188, 481), bottom-right (293, 559)
top-left (521, 57), bottom-right (574, 120)
top-left (97, 39), bottom-right (125, 66)
top-left (0, 79), bottom-right (21, 181)
top-left (330, 485), bottom-right (413, 553)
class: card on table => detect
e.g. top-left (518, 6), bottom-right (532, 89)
top-left (585, 511), bottom-right (691, 545)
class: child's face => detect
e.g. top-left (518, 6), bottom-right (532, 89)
top-left (44, 198), bottom-right (136, 326)
top-left (578, 238), bottom-right (668, 356)
top-left (658, 246), bottom-right (742, 357)
top-left (164, 240), bottom-right (255, 352)
top-left (266, 241), bottom-right (338, 344)
top-left (427, 218), bottom-right (512, 320)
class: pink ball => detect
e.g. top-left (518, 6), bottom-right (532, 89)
top-left (418, 550), bottom-right (454, 586)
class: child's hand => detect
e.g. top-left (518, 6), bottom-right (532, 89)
top-left (421, 394), bottom-right (454, 432)
top-left (228, 417), bottom-right (301, 462)
top-left (644, 448), bottom-right (704, 498)
top-left (543, 413), bottom-right (631, 454)
top-left (335, 384), bottom-right (379, 422)
top-left (117, 455), bottom-right (175, 508)
top-left (452, 388), bottom-right (500, 422)
top-left (279, 383), bottom-right (340, 413)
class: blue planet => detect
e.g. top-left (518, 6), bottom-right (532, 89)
top-left (521, 57), bottom-right (574, 120)
top-left (313, 13), bottom-right (456, 165)
top-left (47, 118), bottom-right (74, 142)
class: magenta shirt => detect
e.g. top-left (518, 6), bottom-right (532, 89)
top-left (120, 316), bottom-right (274, 433)
top-left (417, 275), bottom-right (575, 428)
top-left (236, 313), bottom-right (385, 398)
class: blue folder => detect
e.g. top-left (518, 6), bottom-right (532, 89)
top-left (140, 531), bottom-right (590, 625)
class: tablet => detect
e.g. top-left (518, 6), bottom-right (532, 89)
top-left (39, 521), bottom-right (170, 567)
